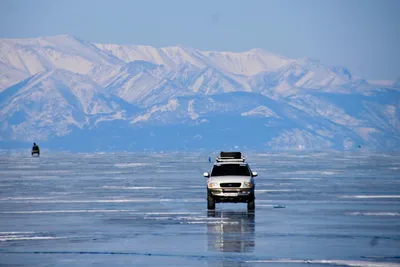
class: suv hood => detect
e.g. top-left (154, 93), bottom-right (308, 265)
top-left (210, 176), bottom-right (251, 183)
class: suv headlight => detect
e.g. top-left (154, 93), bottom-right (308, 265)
top-left (208, 182), bottom-right (218, 188)
top-left (243, 181), bottom-right (253, 188)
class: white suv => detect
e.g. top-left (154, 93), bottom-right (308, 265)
top-left (204, 152), bottom-right (257, 210)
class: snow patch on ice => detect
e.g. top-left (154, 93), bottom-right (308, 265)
top-left (180, 221), bottom-right (240, 225)
top-left (0, 197), bottom-right (53, 201)
top-left (144, 212), bottom-right (200, 215)
top-left (256, 189), bottom-right (295, 193)
top-left (0, 236), bottom-right (65, 242)
top-left (103, 186), bottom-right (172, 190)
top-left (245, 259), bottom-right (400, 267)
top-left (347, 212), bottom-right (400, 216)
top-left (1, 199), bottom-right (160, 203)
top-left (0, 231), bottom-right (66, 242)
top-left (1, 209), bottom-right (136, 214)
top-left (281, 170), bottom-right (335, 175)
top-left (114, 163), bottom-right (150, 168)
top-left (0, 231), bottom-right (35, 234)
top-left (340, 195), bottom-right (400, 199)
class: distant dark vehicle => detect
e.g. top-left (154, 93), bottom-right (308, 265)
top-left (31, 143), bottom-right (40, 156)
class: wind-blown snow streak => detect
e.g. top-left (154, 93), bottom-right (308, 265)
top-left (340, 195), bottom-right (400, 199)
top-left (245, 259), bottom-right (400, 267)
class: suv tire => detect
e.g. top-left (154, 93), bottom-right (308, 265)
top-left (247, 200), bottom-right (255, 210)
top-left (207, 196), bottom-right (215, 210)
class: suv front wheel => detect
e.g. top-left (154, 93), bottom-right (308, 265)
top-left (207, 195), bottom-right (215, 210)
top-left (247, 197), bottom-right (255, 210)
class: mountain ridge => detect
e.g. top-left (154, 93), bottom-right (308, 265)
top-left (0, 35), bottom-right (399, 151)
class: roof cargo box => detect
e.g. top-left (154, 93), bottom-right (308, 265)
top-left (220, 151), bottom-right (242, 159)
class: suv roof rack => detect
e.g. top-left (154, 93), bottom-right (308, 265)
top-left (215, 157), bottom-right (246, 163)
top-left (216, 151), bottom-right (245, 163)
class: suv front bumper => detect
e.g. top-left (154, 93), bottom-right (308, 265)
top-left (208, 188), bottom-right (254, 203)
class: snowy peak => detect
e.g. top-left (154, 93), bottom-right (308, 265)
top-left (93, 42), bottom-right (359, 92)
top-left (0, 35), bottom-right (123, 78)
top-left (202, 48), bottom-right (292, 75)
top-left (283, 59), bottom-right (353, 89)
top-left (94, 43), bottom-right (176, 68)
top-left (161, 45), bottom-right (207, 69)
top-left (94, 43), bottom-right (293, 76)
top-left (1, 35), bottom-right (366, 97)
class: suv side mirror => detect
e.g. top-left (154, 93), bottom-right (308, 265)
top-left (252, 172), bottom-right (258, 177)
top-left (203, 172), bottom-right (210, 178)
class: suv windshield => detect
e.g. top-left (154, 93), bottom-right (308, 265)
top-left (211, 164), bottom-right (250, 176)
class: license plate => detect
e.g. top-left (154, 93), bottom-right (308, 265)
top-left (224, 193), bottom-right (238, 197)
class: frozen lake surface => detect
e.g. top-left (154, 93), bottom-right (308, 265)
top-left (0, 151), bottom-right (399, 267)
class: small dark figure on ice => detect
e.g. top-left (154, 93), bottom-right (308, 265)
top-left (32, 142), bottom-right (40, 156)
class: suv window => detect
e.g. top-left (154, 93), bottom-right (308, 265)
top-left (211, 164), bottom-right (250, 177)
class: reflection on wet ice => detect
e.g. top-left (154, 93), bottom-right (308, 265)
top-left (207, 211), bottom-right (255, 253)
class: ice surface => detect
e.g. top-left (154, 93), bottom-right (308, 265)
top-left (0, 151), bottom-right (399, 266)
top-left (245, 259), bottom-right (400, 267)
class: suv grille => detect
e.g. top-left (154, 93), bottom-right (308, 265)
top-left (220, 183), bottom-right (241, 188)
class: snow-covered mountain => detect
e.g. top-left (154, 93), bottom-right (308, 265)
top-left (95, 42), bottom-right (364, 93)
top-left (0, 69), bottom-right (138, 141)
top-left (0, 35), bottom-right (123, 90)
top-left (0, 35), bottom-right (399, 151)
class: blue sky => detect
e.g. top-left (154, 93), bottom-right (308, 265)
top-left (1, 0), bottom-right (399, 80)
